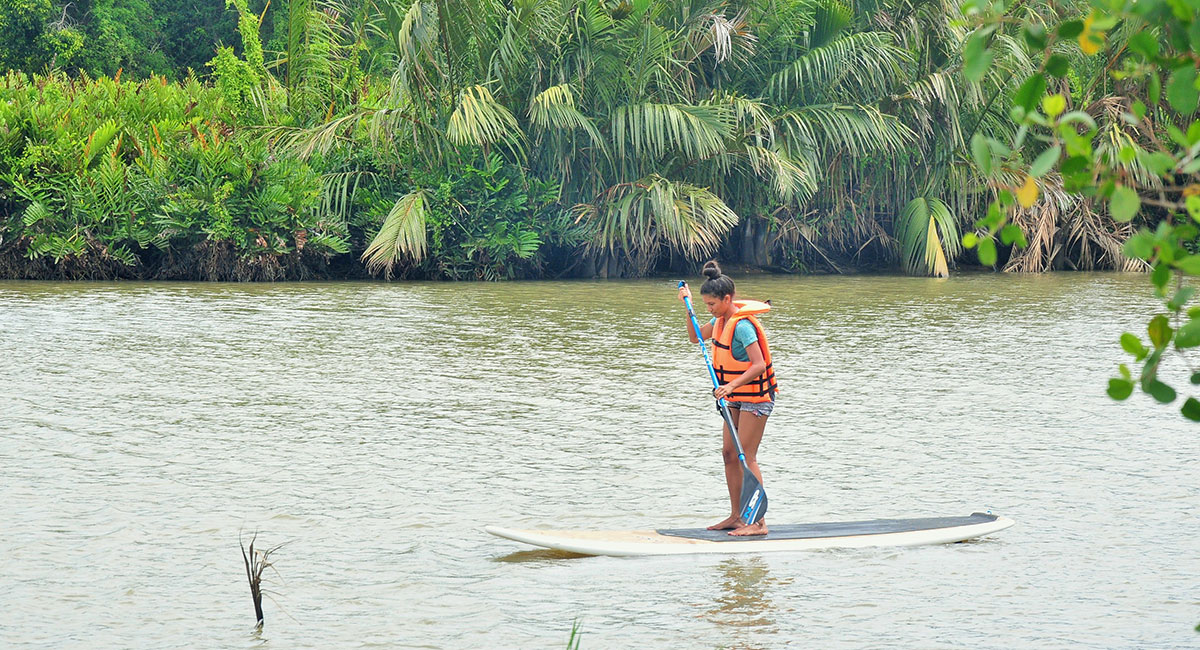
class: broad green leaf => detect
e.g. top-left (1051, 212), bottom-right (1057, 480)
top-left (978, 237), bottom-right (997, 266)
top-left (1107, 378), bottom-right (1134, 400)
top-left (1186, 196), bottom-right (1200, 223)
top-left (1169, 287), bottom-right (1196, 311)
top-left (1168, 66), bottom-right (1199, 114)
top-left (964, 30), bottom-right (994, 83)
top-left (962, 232), bottom-right (978, 248)
top-left (1087, 13), bottom-right (1117, 30)
top-left (1046, 55), bottom-right (1069, 78)
top-left (1192, 372), bottom-right (1200, 385)
top-left (1119, 363), bottom-right (1131, 380)
top-left (1014, 75), bottom-right (1047, 114)
top-left (1143, 152), bottom-right (1176, 175)
top-left (1060, 155), bottom-right (1090, 175)
top-left (1176, 320), bottom-right (1200, 348)
top-left (1152, 263), bottom-right (1171, 293)
top-left (1058, 111), bottom-right (1097, 129)
top-left (1023, 24), bottom-right (1047, 50)
top-left (1127, 31), bottom-right (1160, 59)
top-left (1123, 231), bottom-right (1155, 259)
top-left (1042, 94), bottom-right (1066, 118)
top-left (1110, 186), bottom-right (1140, 221)
top-left (1030, 145), bottom-right (1061, 177)
top-left (1058, 20), bottom-right (1084, 39)
top-left (1148, 314), bottom-right (1172, 348)
top-left (1145, 379), bottom-right (1177, 404)
top-left (1176, 254), bottom-right (1200, 274)
top-left (1000, 224), bottom-right (1027, 247)
top-left (1182, 397), bottom-right (1200, 421)
top-left (971, 133), bottom-right (992, 175)
top-left (976, 203), bottom-right (1001, 230)
top-left (1131, 101), bottom-right (1146, 120)
top-left (1100, 179), bottom-right (1116, 200)
top-left (1168, 124), bottom-right (1190, 147)
top-left (1121, 332), bottom-right (1149, 358)
top-left (1142, 348), bottom-right (1164, 381)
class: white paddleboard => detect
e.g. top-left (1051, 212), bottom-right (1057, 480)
top-left (486, 512), bottom-right (1014, 557)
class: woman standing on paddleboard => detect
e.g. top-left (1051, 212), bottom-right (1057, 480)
top-left (678, 261), bottom-right (778, 536)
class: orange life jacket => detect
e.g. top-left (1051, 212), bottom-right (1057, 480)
top-left (712, 300), bottom-right (778, 403)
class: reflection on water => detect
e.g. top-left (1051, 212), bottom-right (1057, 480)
top-left (493, 548), bottom-right (589, 563)
top-left (703, 556), bottom-right (783, 633)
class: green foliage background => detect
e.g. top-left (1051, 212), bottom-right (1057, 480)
top-left (0, 0), bottom-right (1191, 291)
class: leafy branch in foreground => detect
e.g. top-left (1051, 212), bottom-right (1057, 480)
top-left (960, 0), bottom-right (1200, 421)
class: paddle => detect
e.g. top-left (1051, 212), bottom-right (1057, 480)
top-left (678, 281), bottom-right (768, 526)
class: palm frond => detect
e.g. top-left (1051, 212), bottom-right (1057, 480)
top-left (320, 170), bottom-right (375, 222)
top-left (810, 0), bottom-right (853, 50)
top-left (778, 104), bottom-right (913, 156)
top-left (739, 145), bottom-right (817, 204)
top-left (529, 84), bottom-right (605, 151)
top-left (768, 32), bottom-right (910, 104)
top-left (895, 196), bottom-right (960, 277)
top-left (387, 0), bottom-right (440, 68)
top-left (609, 102), bottom-right (731, 162)
top-left (362, 189), bottom-right (431, 276)
top-left (576, 175), bottom-right (740, 270)
top-left (270, 110), bottom-right (370, 158)
top-left (447, 85), bottom-right (524, 155)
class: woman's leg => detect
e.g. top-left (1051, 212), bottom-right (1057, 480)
top-left (707, 407), bottom-right (743, 530)
top-left (728, 409), bottom-right (769, 536)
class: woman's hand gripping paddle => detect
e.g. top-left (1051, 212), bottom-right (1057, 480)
top-left (678, 281), bottom-right (768, 525)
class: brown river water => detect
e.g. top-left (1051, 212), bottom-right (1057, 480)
top-left (1, 273), bottom-right (1196, 648)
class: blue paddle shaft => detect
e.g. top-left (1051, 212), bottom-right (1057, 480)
top-left (678, 281), bottom-right (747, 463)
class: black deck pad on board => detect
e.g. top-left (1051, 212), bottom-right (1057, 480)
top-left (656, 513), bottom-right (997, 542)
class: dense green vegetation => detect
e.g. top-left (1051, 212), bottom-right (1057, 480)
top-left (0, 0), bottom-right (1190, 283)
top-left (956, 0), bottom-right (1200, 421)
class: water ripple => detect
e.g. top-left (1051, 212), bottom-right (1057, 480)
top-left (1, 274), bottom-right (1196, 648)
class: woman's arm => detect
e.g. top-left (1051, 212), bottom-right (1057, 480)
top-left (678, 285), bottom-right (714, 343)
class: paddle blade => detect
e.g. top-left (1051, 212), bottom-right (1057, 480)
top-left (738, 473), bottom-right (767, 524)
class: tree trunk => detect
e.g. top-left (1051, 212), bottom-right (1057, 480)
top-left (754, 222), bottom-right (770, 266)
top-left (580, 252), bottom-right (596, 278)
top-left (741, 221), bottom-right (756, 265)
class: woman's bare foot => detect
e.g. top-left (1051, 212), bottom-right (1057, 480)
top-left (728, 520), bottom-right (768, 536)
top-left (707, 515), bottom-right (741, 530)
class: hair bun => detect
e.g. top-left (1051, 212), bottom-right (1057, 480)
top-left (701, 260), bottom-right (722, 280)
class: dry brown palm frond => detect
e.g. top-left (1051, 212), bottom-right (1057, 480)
top-left (1003, 197), bottom-right (1060, 273)
top-left (1002, 177), bottom-right (1147, 273)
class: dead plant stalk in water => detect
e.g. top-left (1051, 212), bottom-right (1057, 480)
top-left (240, 531), bottom-right (284, 630)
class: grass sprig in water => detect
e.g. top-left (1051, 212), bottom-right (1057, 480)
top-left (240, 531), bottom-right (285, 631)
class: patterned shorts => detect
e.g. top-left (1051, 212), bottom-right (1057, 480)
top-left (727, 400), bottom-right (774, 417)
